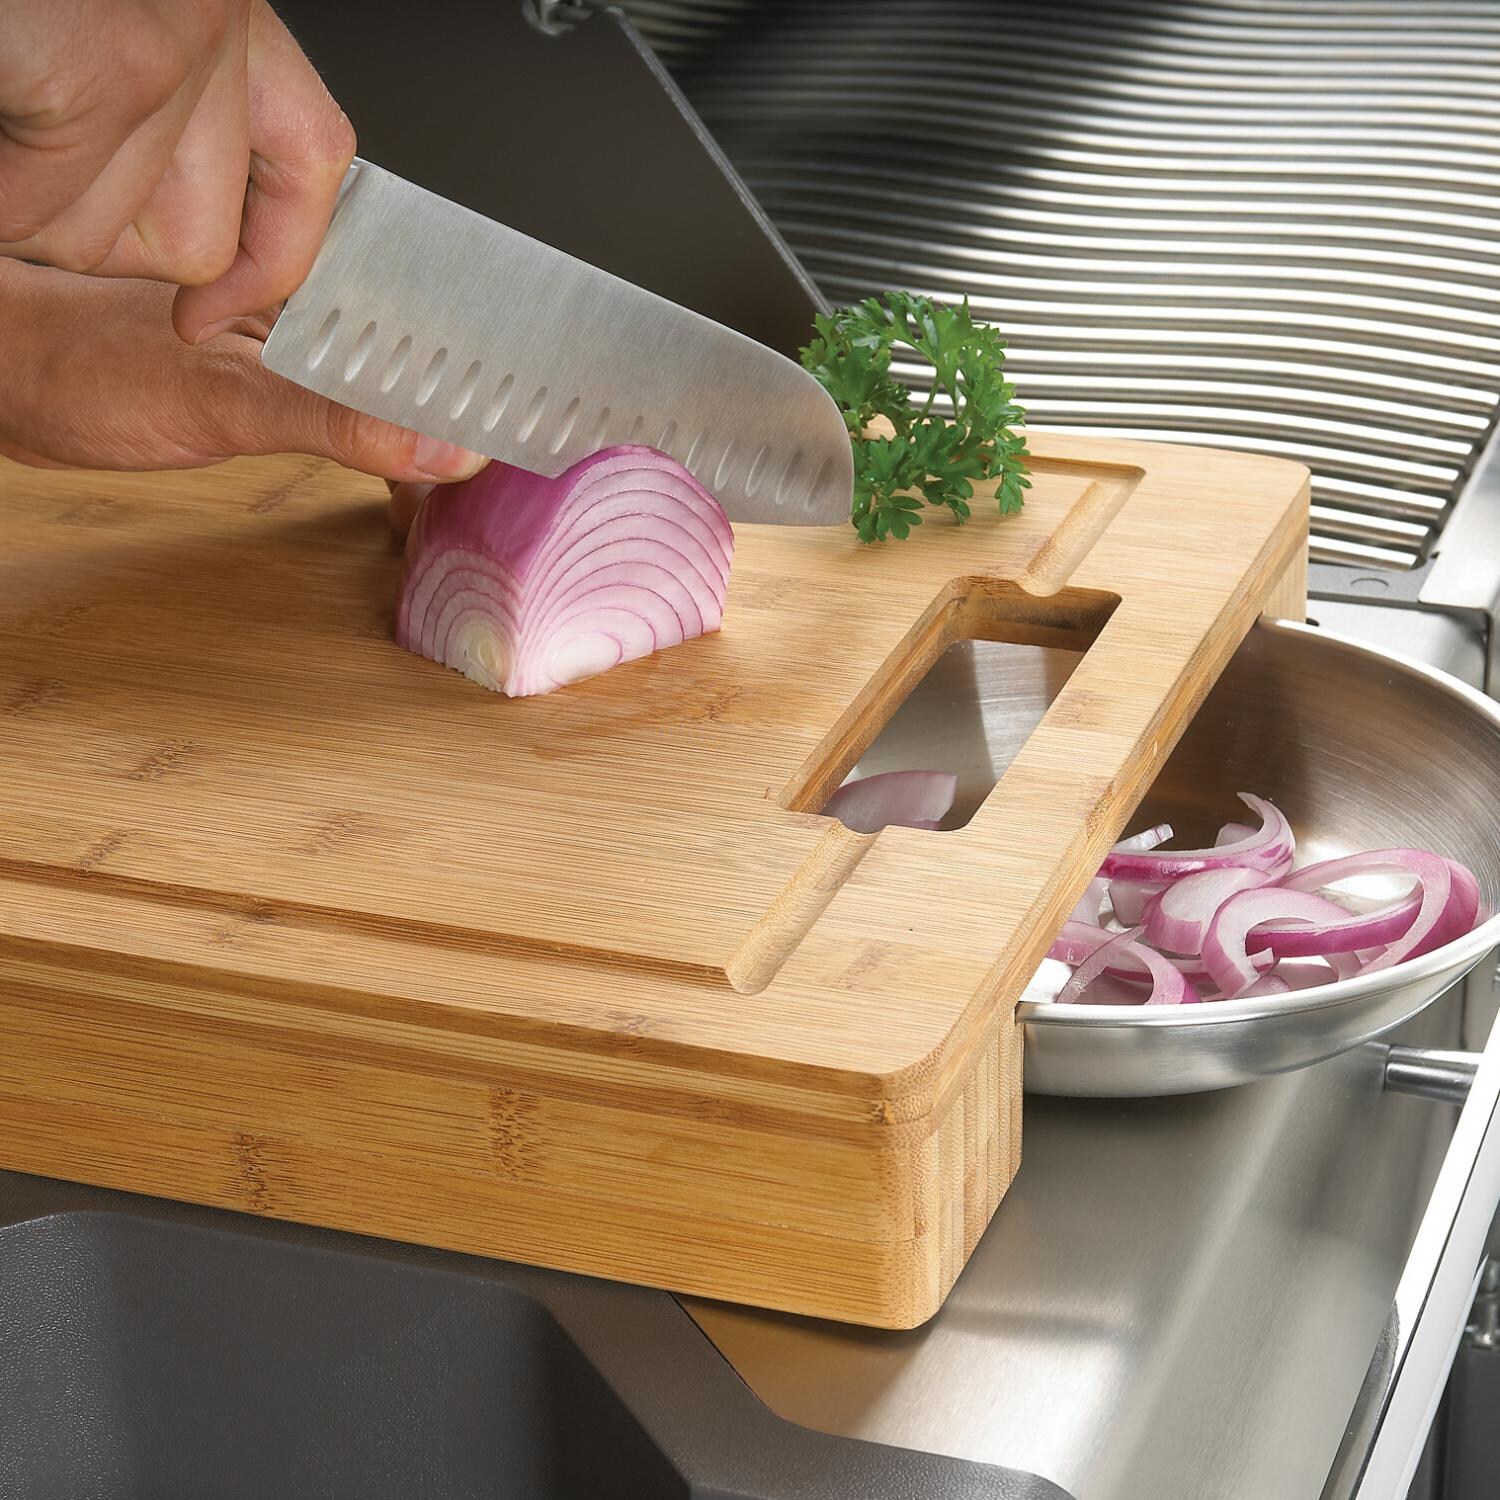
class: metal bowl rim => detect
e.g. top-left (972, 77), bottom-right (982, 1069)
top-left (1018, 617), bottom-right (1500, 1032)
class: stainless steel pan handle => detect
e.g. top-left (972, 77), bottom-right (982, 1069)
top-left (1384, 1046), bottom-right (1482, 1107)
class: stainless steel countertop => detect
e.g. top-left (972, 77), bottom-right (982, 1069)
top-left (686, 994), bottom-right (1460, 1500)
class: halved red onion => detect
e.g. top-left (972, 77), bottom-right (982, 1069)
top-left (1100, 793), bottom-right (1294, 880)
top-left (1202, 888), bottom-right (1368, 997)
top-left (1049, 922), bottom-right (1194, 1005)
top-left (396, 445), bottom-right (733, 697)
top-left (821, 770), bottom-right (958, 834)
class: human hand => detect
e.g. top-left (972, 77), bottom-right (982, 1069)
top-left (0, 260), bottom-right (486, 483)
top-left (0, 0), bottom-right (353, 343)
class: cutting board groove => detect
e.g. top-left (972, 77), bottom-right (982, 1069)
top-left (0, 434), bottom-right (1307, 1325)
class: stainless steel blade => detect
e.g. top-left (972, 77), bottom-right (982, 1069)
top-left (261, 159), bottom-right (853, 525)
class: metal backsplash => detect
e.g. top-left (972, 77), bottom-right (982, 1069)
top-left (619, 0), bottom-right (1500, 570)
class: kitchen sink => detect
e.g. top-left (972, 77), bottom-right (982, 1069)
top-left (0, 1175), bottom-right (1064, 1500)
top-left (0, 1206), bottom-right (684, 1500)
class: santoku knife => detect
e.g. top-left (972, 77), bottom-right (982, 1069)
top-left (262, 159), bottom-right (854, 526)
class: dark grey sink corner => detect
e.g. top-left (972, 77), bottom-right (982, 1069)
top-left (0, 1173), bottom-right (1068, 1500)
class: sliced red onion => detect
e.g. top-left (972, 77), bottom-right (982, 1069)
top-left (1239, 973), bottom-right (1292, 998)
top-left (1051, 920), bottom-right (1160, 986)
top-left (1195, 960), bottom-right (1341, 1001)
top-left (1098, 827), bottom-right (1173, 922)
top-left (1167, 948), bottom-right (1274, 992)
top-left (1109, 878), bottom-right (1166, 926)
top-left (1254, 891), bottom-right (1421, 958)
top-left (1164, 858), bottom-right (1398, 960)
top-left (1145, 864), bottom-right (1282, 956)
top-left (1050, 922), bottom-right (1194, 1005)
top-left (1203, 888), bottom-right (1367, 997)
top-left (1114, 823), bottom-right (1174, 854)
top-left (1099, 793), bottom-right (1294, 881)
top-left (1324, 951), bottom-right (1365, 981)
top-left (1068, 877), bottom-right (1109, 926)
top-left (1056, 797), bottom-right (1482, 1008)
top-left (822, 770), bottom-right (957, 834)
top-left (1439, 859), bottom-right (1484, 956)
top-left (1051, 923), bottom-right (1265, 990)
top-left (1050, 919), bottom-right (1127, 967)
top-left (1280, 850), bottom-right (1480, 971)
top-left (396, 445), bottom-right (733, 697)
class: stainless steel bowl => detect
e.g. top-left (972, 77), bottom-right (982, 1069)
top-left (851, 617), bottom-right (1500, 1097)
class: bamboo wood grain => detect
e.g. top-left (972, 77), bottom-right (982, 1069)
top-left (0, 433), bottom-right (1307, 1325)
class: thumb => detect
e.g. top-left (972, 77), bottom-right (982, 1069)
top-left (228, 358), bottom-right (488, 483)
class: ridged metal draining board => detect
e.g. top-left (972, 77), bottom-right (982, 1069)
top-left (623, 0), bottom-right (1500, 568)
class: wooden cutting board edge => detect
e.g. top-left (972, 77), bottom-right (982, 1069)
top-left (0, 437), bottom-right (1311, 1326)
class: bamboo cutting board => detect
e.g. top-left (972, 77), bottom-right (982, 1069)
top-left (0, 435), bottom-right (1307, 1326)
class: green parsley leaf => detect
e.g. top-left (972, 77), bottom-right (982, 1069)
top-left (800, 292), bottom-right (1030, 541)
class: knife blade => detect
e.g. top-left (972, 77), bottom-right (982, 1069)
top-left (270, 0), bottom-right (825, 360)
top-left (262, 159), bottom-right (854, 526)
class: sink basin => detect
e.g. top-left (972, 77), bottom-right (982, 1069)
top-left (0, 1173), bottom-right (1065, 1500)
top-left (852, 618), bottom-right (1500, 1095)
top-left (0, 1208), bottom-right (684, 1500)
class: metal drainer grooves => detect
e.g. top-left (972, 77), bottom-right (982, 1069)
top-left (622, 0), bottom-right (1500, 568)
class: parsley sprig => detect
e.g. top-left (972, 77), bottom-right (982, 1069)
top-left (800, 292), bottom-right (1030, 542)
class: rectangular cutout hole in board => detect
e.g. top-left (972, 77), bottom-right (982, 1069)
top-left (819, 588), bottom-right (1120, 833)
top-left (832, 641), bottom-right (1082, 832)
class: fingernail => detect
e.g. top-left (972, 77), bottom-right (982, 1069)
top-left (413, 435), bottom-right (486, 481)
top-left (193, 317), bottom-right (237, 344)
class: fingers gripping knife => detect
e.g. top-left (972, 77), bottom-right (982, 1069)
top-left (261, 159), bottom-right (854, 527)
